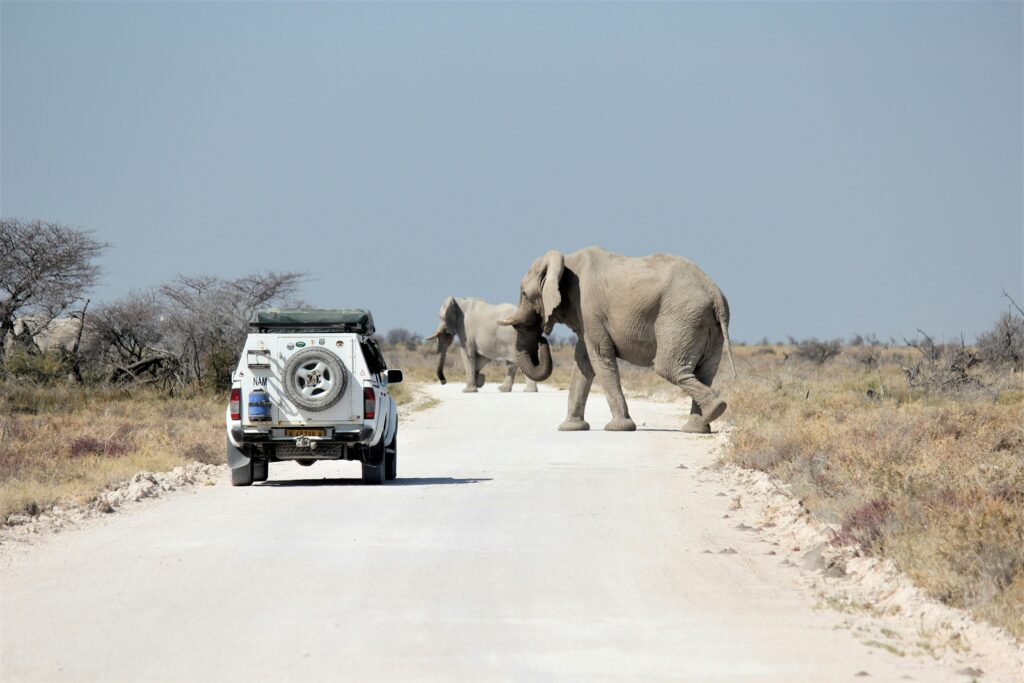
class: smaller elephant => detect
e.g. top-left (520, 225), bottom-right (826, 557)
top-left (4, 316), bottom-right (85, 358)
top-left (427, 297), bottom-right (539, 393)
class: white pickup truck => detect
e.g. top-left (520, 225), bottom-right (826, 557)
top-left (225, 309), bottom-right (402, 486)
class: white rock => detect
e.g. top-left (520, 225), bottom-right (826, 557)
top-left (6, 514), bottom-right (31, 526)
top-left (106, 491), bottom-right (124, 508)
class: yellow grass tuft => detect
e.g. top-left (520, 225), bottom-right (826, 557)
top-left (0, 383), bottom-right (224, 519)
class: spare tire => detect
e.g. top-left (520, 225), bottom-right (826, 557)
top-left (282, 347), bottom-right (348, 412)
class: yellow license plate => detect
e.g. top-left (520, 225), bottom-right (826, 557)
top-left (286, 428), bottom-right (325, 438)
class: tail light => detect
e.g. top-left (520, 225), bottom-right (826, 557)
top-left (363, 387), bottom-right (376, 419)
top-left (229, 387), bottom-right (241, 421)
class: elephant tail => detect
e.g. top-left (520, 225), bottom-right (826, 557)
top-left (712, 289), bottom-right (737, 379)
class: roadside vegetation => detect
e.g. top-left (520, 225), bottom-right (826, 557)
top-left (719, 312), bottom-right (1024, 641)
top-left (0, 384), bottom-right (223, 519)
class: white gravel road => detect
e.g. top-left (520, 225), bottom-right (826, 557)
top-left (0, 385), bottom-right (999, 682)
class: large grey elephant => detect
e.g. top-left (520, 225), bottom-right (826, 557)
top-left (427, 297), bottom-right (538, 393)
top-left (498, 247), bottom-right (735, 433)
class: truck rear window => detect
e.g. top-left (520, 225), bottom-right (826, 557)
top-left (359, 340), bottom-right (387, 375)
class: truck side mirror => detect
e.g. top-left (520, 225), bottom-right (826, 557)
top-left (386, 369), bottom-right (404, 384)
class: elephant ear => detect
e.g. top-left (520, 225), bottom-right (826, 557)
top-left (540, 250), bottom-right (564, 326)
top-left (441, 296), bottom-right (461, 335)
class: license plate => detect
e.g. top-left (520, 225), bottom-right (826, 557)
top-left (286, 428), bottom-right (325, 438)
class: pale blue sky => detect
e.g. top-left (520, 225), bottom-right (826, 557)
top-left (2, 1), bottom-right (1021, 342)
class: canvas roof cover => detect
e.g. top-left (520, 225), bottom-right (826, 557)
top-left (250, 308), bottom-right (375, 335)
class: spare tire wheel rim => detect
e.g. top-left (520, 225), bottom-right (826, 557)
top-left (297, 359), bottom-right (333, 398)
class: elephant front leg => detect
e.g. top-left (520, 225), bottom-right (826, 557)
top-left (586, 336), bottom-right (635, 431)
top-left (461, 348), bottom-right (479, 393)
top-left (499, 362), bottom-right (515, 392)
top-left (559, 342), bottom-right (594, 431)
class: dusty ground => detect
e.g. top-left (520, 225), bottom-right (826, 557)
top-left (1, 384), bottom-right (1020, 682)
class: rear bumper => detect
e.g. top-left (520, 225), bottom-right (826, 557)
top-left (235, 425), bottom-right (373, 444)
top-left (235, 425), bottom-right (376, 463)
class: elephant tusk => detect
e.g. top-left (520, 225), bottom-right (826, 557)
top-left (426, 332), bottom-right (440, 340)
top-left (497, 318), bottom-right (514, 326)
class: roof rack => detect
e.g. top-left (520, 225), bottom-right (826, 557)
top-left (250, 308), bottom-right (375, 335)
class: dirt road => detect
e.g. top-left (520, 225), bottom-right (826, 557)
top-left (0, 385), bottom-right (989, 681)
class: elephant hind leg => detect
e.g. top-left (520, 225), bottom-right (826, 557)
top-left (460, 348), bottom-right (478, 392)
top-left (473, 358), bottom-right (487, 389)
top-left (655, 359), bottom-right (725, 432)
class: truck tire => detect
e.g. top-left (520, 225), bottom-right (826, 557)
top-left (361, 459), bottom-right (385, 485)
top-left (361, 440), bottom-right (386, 485)
top-left (282, 347), bottom-right (348, 412)
top-left (252, 459), bottom-right (269, 482)
top-left (231, 466), bottom-right (254, 486)
top-left (385, 430), bottom-right (398, 481)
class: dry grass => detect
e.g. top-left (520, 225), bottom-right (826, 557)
top-left (0, 382), bottom-right (224, 519)
top-left (719, 344), bottom-right (1024, 640)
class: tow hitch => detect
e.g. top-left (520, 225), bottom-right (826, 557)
top-left (294, 437), bottom-right (318, 450)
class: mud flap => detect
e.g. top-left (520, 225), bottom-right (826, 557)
top-left (227, 436), bottom-right (253, 486)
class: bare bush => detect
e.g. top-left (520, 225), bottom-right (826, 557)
top-left (902, 330), bottom-right (984, 393)
top-left (80, 271), bottom-right (306, 390)
top-left (849, 332), bottom-right (882, 348)
top-left (787, 337), bottom-right (842, 364)
top-left (976, 292), bottom-right (1024, 371)
top-left (158, 271), bottom-right (305, 389)
top-left (852, 346), bottom-right (881, 368)
top-left (89, 291), bottom-right (164, 364)
top-left (385, 328), bottom-right (423, 350)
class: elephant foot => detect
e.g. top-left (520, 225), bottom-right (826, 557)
top-left (462, 386), bottom-right (478, 393)
top-left (498, 383), bottom-right (513, 393)
top-left (604, 417), bottom-right (637, 432)
top-left (523, 383), bottom-right (538, 393)
top-left (558, 418), bottom-right (590, 431)
top-left (681, 415), bottom-right (711, 434)
top-left (476, 373), bottom-right (486, 389)
top-left (702, 398), bottom-right (728, 424)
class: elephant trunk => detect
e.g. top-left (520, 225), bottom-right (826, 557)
top-left (514, 329), bottom-right (553, 383)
